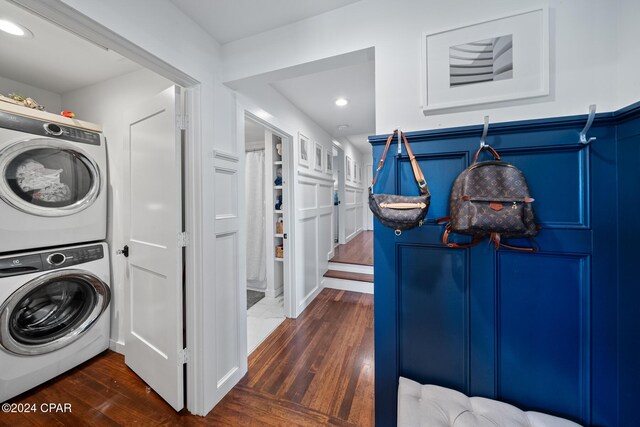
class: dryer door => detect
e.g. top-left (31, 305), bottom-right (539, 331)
top-left (0, 138), bottom-right (101, 217)
top-left (0, 269), bottom-right (110, 355)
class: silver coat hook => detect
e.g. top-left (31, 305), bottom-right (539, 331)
top-left (480, 115), bottom-right (490, 148)
top-left (580, 104), bottom-right (597, 145)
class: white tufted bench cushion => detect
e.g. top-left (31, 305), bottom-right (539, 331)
top-left (398, 377), bottom-right (582, 427)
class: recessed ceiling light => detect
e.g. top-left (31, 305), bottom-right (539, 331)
top-left (335, 98), bottom-right (349, 107)
top-left (337, 124), bottom-right (350, 131)
top-left (0, 19), bottom-right (33, 37)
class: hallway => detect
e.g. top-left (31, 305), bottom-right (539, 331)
top-left (330, 231), bottom-right (373, 267)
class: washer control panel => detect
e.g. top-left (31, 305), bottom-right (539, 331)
top-left (0, 245), bottom-right (104, 278)
top-left (0, 110), bottom-right (101, 145)
top-left (41, 245), bottom-right (104, 270)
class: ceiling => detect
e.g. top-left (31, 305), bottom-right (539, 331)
top-left (345, 134), bottom-right (373, 155)
top-left (271, 60), bottom-right (375, 153)
top-left (169, 0), bottom-right (362, 44)
top-left (0, 1), bottom-right (141, 94)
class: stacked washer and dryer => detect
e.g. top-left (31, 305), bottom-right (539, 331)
top-left (0, 108), bottom-right (111, 402)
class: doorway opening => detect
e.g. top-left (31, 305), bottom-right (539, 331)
top-left (243, 115), bottom-right (291, 353)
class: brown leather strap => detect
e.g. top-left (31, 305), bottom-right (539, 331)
top-left (489, 232), bottom-right (537, 252)
top-left (443, 226), bottom-right (483, 249)
top-left (499, 242), bottom-right (537, 252)
top-left (372, 130), bottom-right (429, 195)
top-left (490, 232), bottom-right (501, 250)
top-left (473, 145), bottom-right (501, 163)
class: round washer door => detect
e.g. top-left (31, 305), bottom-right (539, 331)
top-left (0, 138), bottom-right (101, 217)
top-left (0, 269), bottom-right (110, 355)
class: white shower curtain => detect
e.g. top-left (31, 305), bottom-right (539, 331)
top-left (245, 150), bottom-right (267, 289)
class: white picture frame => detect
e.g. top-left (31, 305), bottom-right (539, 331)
top-left (314, 142), bottom-right (323, 171)
top-left (358, 163), bottom-right (363, 183)
top-left (354, 162), bottom-right (359, 183)
top-left (325, 148), bottom-right (333, 174)
top-left (346, 156), bottom-right (352, 182)
top-left (421, 7), bottom-right (549, 113)
top-left (298, 132), bottom-right (310, 167)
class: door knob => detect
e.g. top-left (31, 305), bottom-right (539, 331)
top-left (116, 245), bottom-right (129, 258)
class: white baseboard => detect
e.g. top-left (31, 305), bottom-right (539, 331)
top-left (247, 285), bottom-right (266, 292)
top-left (109, 339), bottom-right (125, 354)
top-left (328, 262), bottom-right (373, 275)
top-left (297, 284), bottom-right (321, 316)
top-left (327, 249), bottom-right (335, 260)
top-left (323, 277), bottom-right (373, 294)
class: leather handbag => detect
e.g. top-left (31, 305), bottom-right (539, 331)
top-left (439, 145), bottom-right (539, 251)
top-left (369, 130), bottom-right (430, 235)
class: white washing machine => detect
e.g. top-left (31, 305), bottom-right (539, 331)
top-left (0, 110), bottom-right (107, 253)
top-left (0, 242), bottom-right (110, 402)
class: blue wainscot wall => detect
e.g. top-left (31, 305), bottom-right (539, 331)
top-left (371, 102), bottom-right (640, 427)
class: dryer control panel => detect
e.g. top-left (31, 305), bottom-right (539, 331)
top-left (0, 111), bottom-right (101, 145)
top-left (0, 244), bottom-right (104, 278)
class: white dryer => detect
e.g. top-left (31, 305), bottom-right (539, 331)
top-left (0, 110), bottom-right (107, 253)
top-left (0, 242), bottom-right (110, 402)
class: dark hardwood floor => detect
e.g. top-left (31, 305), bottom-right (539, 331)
top-left (329, 231), bottom-right (373, 266)
top-left (1, 289), bottom-right (374, 427)
top-left (323, 269), bottom-right (374, 283)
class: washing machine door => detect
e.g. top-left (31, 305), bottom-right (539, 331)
top-left (0, 138), bottom-right (101, 217)
top-left (0, 269), bottom-right (110, 355)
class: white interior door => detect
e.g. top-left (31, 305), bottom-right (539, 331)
top-left (124, 86), bottom-right (185, 411)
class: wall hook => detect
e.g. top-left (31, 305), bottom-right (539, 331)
top-left (480, 115), bottom-right (490, 148)
top-left (579, 104), bottom-right (597, 145)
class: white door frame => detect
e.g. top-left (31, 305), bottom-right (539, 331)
top-left (239, 109), bottom-right (296, 319)
top-left (11, 0), bottom-right (205, 415)
top-left (334, 145), bottom-right (347, 245)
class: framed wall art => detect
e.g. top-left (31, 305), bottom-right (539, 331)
top-left (422, 7), bottom-right (549, 113)
top-left (314, 142), bottom-right (323, 171)
top-left (346, 156), bottom-right (352, 182)
top-left (298, 132), bottom-right (310, 167)
top-left (325, 148), bottom-right (333, 174)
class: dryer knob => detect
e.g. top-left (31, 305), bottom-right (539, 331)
top-left (43, 123), bottom-right (64, 136)
top-left (47, 253), bottom-right (66, 265)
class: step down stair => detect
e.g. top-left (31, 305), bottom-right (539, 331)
top-left (324, 270), bottom-right (373, 283)
top-left (323, 266), bottom-right (374, 294)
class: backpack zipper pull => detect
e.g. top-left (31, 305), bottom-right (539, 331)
top-left (512, 202), bottom-right (518, 210)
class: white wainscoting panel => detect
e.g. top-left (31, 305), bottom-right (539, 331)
top-left (214, 232), bottom-right (239, 386)
top-left (214, 168), bottom-right (238, 219)
top-left (299, 180), bottom-right (318, 211)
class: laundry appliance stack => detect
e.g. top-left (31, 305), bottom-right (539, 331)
top-left (0, 104), bottom-right (111, 402)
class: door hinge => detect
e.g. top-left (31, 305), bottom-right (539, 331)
top-left (178, 348), bottom-right (189, 364)
top-left (176, 114), bottom-right (189, 130)
top-left (178, 232), bottom-right (189, 247)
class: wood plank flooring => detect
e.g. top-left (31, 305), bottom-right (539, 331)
top-left (323, 270), bottom-right (374, 283)
top-left (330, 231), bottom-right (373, 266)
top-left (1, 289), bottom-right (374, 427)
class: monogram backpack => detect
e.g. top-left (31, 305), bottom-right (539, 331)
top-left (439, 145), bottom-right (539, 251)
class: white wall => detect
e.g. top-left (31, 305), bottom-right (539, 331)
top-left (223, 0), bottom-right (620, 133)
top-left (0, 75), bottom-right (62, 113)
top-left (617, 0), bottom-right (640, 108)
top-left (60, 68), bottom-right (173, 350)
